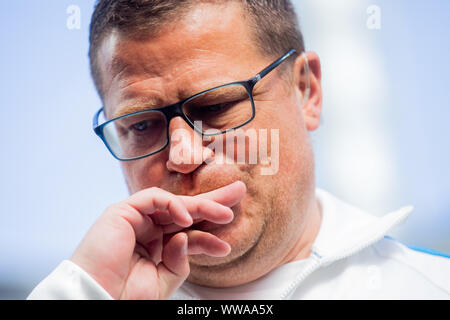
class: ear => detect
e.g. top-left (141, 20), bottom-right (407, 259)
top-left (293, 51), bottom-right (323, 131)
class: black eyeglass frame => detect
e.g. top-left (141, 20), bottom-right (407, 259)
top-left (93, 49), bottom-right (298, 161)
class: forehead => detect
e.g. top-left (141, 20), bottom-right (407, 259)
top-left (97, 2), bottom-right (268, 117)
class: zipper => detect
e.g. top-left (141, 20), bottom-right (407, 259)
top-left (279, 251), bottom-right (322, 300)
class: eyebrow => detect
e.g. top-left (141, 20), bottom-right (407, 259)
top-left (111, 83), bottom-right (247, 119)
top-left (189, 85), bottom-right (249, 103)
top-left (112, 98), bottom-right (162, 119)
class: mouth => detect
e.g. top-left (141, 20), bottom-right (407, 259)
top-left (181, 179), bottom-right (240, 198)
top-left (164, 165), bottom-right (247, 233)
top-left (190, 220), bottom-right (225, 232)
top-left (190, 163), bottom-right (245, 193)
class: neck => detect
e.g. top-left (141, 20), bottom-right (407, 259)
top-left (279, 197), bottom-right (322, 265)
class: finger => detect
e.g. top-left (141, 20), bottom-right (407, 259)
top-left (161, 221), bottom-right (194, 234)
top-left (149, 182), bottom-right (245, 226)
top-left (186, 230), bottom-right (231, 257)
top-left (161, 218), bottom-right (206, 234)
top-left (153, 197), bottom-right (234, 228)
top-left (102, 203), bottom-right (161, 250)
top-left (195, 180), bottom-right (247, 207)
top-left (157, 232), bottom-right (190, 299)
top-left (126, 187), bottom-right (193, 227)
top-left (145, 238), bottom-right (163, 264)
top-left (179, 197), bottom-right (234, 224)
top-left (149, 209), bottom-right (173, 225)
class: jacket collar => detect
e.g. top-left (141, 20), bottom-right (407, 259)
top-left (311, 189), bottom-right (413, 266)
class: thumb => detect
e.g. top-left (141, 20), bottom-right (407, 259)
top-left (157, 232), bottom-right (190, 299)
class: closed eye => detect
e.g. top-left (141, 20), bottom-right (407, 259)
top-left (202, 102), bottom-right (232, 113)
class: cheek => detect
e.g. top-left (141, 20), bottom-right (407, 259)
top-left (252, 93), bottom-right (314, 209)
top-left (253, 94), bottom-right (307, 167)
top-left (121, 153), bottom-right (168, 193)
top-left (254, 87), bottom-right (305, 134)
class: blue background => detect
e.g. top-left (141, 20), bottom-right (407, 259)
top-left (0, 1), bottom-right (449, 299)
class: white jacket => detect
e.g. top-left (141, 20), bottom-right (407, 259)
top-left (28, 188), bottom-right (450, 300)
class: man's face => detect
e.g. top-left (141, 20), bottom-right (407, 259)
top-left (97, 2), bottom-right (321, 286)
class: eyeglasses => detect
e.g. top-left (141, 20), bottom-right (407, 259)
top-left (93, 49), bottom-right (305, 161)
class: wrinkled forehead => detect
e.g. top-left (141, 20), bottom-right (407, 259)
top-left (96, 1), bottom-right (268, 116)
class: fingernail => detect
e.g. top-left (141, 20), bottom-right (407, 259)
top-left (184, 209), bottom-right (193, 226)
top-left (219, 239), bottom-right (231, 254)
top-left (182, 234), bottom-right (188, 255)
top-left (225, 207), bottom-right (234, 222)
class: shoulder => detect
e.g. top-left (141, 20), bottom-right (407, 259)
top-left (299, 237), bottom-right (450, 299)
top-left (369, 237), bottom-right (450, 297)
top-left (309, 189), bottom-right (449, 299)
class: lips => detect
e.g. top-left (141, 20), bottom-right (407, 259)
top-left (191, 164), bottom-right (244, 192)
top-left (161, 158), bottom-right (248, 196)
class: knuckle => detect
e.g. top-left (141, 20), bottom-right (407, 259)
top-left (196, 201), bottom-right (208, 213)
top-left (104, 202), bottom-right (133, 218)
top-left (198, 199), bottom-right (215, 213)
top-left (148, 186), bottom-right (160, 193)
top-left (104, 203), bottom-right (121, 215)
top-left (135, 186), bottom-right (163, 199)
top-left (148, 186), bottom-right (168, 196)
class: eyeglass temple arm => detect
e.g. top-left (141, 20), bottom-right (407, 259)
top-left (92, 107), bottom-right (103, 130)
top-left (253, 49), bottom-right (297, 82)
top-left (252, 49), bottom-right (310, 104)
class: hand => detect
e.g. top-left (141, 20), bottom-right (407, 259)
top-left (70, 181), bottom-right (246, 300)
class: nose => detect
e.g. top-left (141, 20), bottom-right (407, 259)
top-left (166, 117), bottom-right (214, 174)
